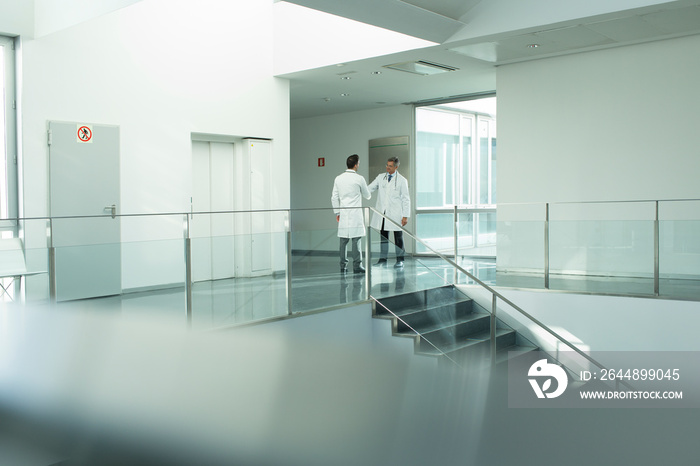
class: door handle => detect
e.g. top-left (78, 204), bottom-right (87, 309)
top-left (104, 204), bottom-right (116, 219)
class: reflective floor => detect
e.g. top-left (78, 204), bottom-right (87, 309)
top-left (3, 254), bottom-right (699, 330)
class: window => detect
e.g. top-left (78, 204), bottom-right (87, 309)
top-left (415, 96), bottom-right (497, 257)
top-left (1, 35), bottom-right (18, 230)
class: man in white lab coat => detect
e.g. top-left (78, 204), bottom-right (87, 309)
top-left (331, 154), bottom-right (371, 274)
top-left (368, 157), bottom-right (410, 268)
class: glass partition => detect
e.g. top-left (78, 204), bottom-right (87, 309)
top-left (189, 210), bottom-right (288, 328)
top-left (415, 212), bottom-right (453, 254)
top-left (289, 208), bottom-right (367, 314)
top-left (457, 210), bottom-right (496, 258)
top-left (370, 225), bottom-right (449, 300)
top-left (659, 200), bottom-right (700, 300)
top-left (548, 219), bottom-right (655, 295)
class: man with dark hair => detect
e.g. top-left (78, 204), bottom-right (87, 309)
top-left (368, 156), bottom-right (410, 268)
top-left (331, 154), bottom-right (371, 274)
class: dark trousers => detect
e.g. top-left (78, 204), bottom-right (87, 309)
top-left (339, 237), bottom-right (362, 268)
top-left (380, 229), bottom-right (404, 262)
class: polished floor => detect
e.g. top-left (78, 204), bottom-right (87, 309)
top-left (3, 253), bottom-right (699, 330)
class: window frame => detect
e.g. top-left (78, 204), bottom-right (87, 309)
top-left (1, 34), bottom-right (18, 230)
top-left (413, 95), bottom-right (497, 257)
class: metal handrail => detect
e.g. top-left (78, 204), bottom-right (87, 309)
top-left (368, 207), bottom-right (633, 387)
top-left (499, 197), bottom-right (700, 207)
top-left (4, 195), bottom-right (700, 222)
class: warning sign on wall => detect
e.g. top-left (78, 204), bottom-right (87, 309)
top-left (77, 125), bottom-right (93, 143)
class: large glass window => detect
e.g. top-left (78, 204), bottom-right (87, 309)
top-left (415, 96), bottom-right (497, 257)
top-left (1, 35), bottom-right (17, 227)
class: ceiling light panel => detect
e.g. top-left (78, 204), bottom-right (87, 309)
top-left (383, 60), bottom-right (459, 76)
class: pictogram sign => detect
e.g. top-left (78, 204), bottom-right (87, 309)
top-left (77, 125), bottom-right (93, 143)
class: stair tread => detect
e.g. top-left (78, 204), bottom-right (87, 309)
top-left (463, 327), bottom-right (514, 341)
top-left (416, 328), bottom-right (513, 356)
top-left (416, 338), bottom-right (484, 356)
top-left (377, 297), bottom-right (473, 317)
top-left (375, 286), bottom-right (465, 307)
top-left (376, 285), bottom-right (453, 302)
top-left (395, 311), bottom-right (489, 336)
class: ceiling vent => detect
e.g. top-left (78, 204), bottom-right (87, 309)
top-left (383, 60), bottom-right (459, 76)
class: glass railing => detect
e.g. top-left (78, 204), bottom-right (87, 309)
top-left (288, 207), bottom-right (369, 314)
top-left (2, 199), bottom-right (699, 333)
top-left (0, 208), bottom-right (376, 329)
top-left (493, 199), bottom-right (700, 300)
top-left (414, 207), bottom-right (497, 258)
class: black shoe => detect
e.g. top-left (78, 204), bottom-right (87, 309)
top-left (374, 259), bottom-right (387, 266)
top-left (394, 261), bottom-right (404, 269)
top-left (353, 266), bottom-right (366, 274)
top-left (340, 266), bottom-right (347, 274)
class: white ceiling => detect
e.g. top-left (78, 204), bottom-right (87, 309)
top-left (278, 0), bottom-right (700, 119)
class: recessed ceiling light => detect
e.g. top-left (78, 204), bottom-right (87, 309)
top-left (372, 71), bottom-right (382, 75)
top-left (341, 76), bottom-right (351, 80)
top-left (340, 93), bottom-right (350, 97)
top-left (527, 44), bottom-right (540, 48)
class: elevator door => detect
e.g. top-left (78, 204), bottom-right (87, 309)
top-left (191, 141), bottom-right (236, 281)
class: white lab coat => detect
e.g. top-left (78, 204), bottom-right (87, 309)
top-left (368, 171), bottom-right (410, 231)
top-left (331, 169), bottom-right (371, 238)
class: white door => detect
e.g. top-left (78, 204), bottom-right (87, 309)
top-left (191, 141), bottom-right (236, 282)
top-left (49, 121), bottom-right (121, 301)
top-left (249, 140), bottom-right (272, 273)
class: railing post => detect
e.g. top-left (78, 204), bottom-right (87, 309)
top-left (365, 207), bottom-right (371, 299)
top-left (544, 203), bottom-right (550, 289)
top-left (184, 214), bottom-right (192, 327)
top-left (654, 201), bottom-right (660, 296)
top-left (48, 218), bottom-right (57, 304)
top-left (491, 294), bottom-right (497, 367)
top-left (286, 211), bottom-right (293, 315)
top-left (453, 205), bottom-right (458, 284)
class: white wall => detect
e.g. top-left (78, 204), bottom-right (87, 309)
top-left (290, 105), bottom-right (412, 251)
top-left (34, 0), bottom-right (143, 37)
top-left (496, 34), bottom-right (700, 274)
top-left (0, 1), bottom-right (34, 37)
top-left (20, 0), bottom-right (290, 291)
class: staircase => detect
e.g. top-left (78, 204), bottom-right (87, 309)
top-left (372, 285), bottom-right (537, 367)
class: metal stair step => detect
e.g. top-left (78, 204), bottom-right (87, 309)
top-left (375, 285), bottom-right (464, 313)
top-left (382, 296), bottom-right (473, 318)
top-left (418, 328), bottom-right (516, 357)
top-left (416, 337), bottom-right (485, 357)
top-left (395, 311), bottom-right (488, 336)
